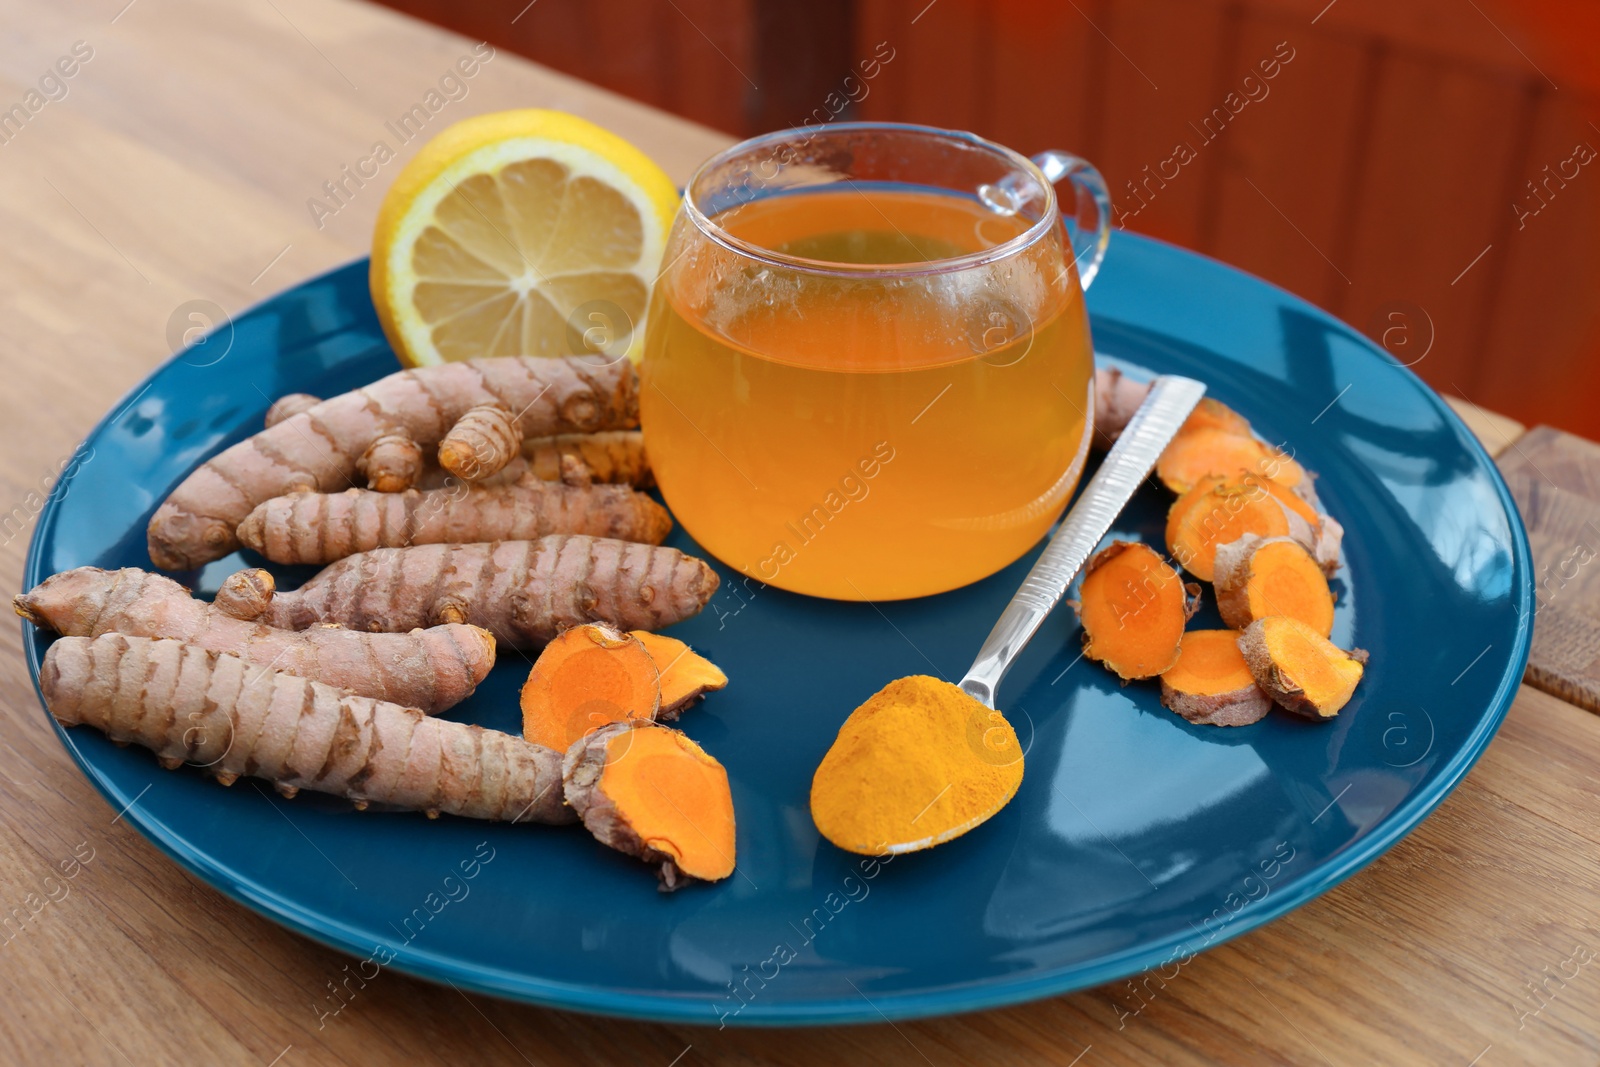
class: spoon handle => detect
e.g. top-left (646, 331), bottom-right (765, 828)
top-left (959, 375), bottom-right (1206, 708)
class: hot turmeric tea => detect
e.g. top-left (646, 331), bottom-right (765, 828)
top-left (641, 185), bottom-right (1095, 600)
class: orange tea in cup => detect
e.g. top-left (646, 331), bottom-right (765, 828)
top-left (641, 124), bottom-right (1110, 600)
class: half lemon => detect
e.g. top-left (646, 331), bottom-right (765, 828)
top-left (371, 109), bottom-right (679, 367)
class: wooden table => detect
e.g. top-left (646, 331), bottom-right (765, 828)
top-left (1, 2), bottom-right (1596, 1063)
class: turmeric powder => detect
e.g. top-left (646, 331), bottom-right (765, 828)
top-left (810, 676), bottom-right (1023, 856)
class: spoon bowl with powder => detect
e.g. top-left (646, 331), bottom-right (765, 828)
top-left (810, 375), bottom-right (1206, 855)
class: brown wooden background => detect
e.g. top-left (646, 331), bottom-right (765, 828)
top-left (380, 0), bottom-right (1600, 438)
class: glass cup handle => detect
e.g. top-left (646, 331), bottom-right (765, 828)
top-left (1032, 150), bottom-right (1112, 290)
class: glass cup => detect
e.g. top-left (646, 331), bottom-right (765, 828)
top-left (640, 122), bottom-right (1110, 600)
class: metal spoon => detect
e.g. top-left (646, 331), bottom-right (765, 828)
top-left (959, 374), bottom-right (1207, 710)
top-left (825, 374), bottom-right (1206, 857)
top-left (879, 374), bottom-right (1205, 854)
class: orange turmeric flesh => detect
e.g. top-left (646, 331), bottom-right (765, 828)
top-left (1156, 427), bottom-right (1304, 495)
top-left (1074, 541), bottom-right (1198, 679)
top-left (521, 624), bottom-right (659, 751)
top-left (563, 721), bottom-right (736, 889)
top-left (1181, 397), bottom-right (1252, 438)
top-left (1165, 476), bottom-right (1316, 582)
top-left (1214, 536), bottom-right (1335, 636)
top-left (630, 631), bottom-right (728, 718)
top-left (1237, 616), bottom-right (1367, 720)
top-left (809, 675), bottom-right (1023, 856)
top-left (1160, 630), bottom-right (1271, 727)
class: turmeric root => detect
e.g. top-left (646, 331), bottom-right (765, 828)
top-left (237, 480), bottom-right (672, 564)
top-left (147, 355), bottom-right (638, 571)
top-left (520, 624), bottom-right (660, 752)
top-left (358, 433), bottom-right (424, 492)
top-left (43, 634), bottom-right (571, 822)
top-left (525, 431), bottom-right (652, 488)
top-left (264, 393), bottom-right (321, 428)
top-left (1156, 426), bottom-right (1304, 494)
top-left (1093, 365), bottom-right (1159, 448)
top-left (1165, 475), bottom-right (1320, 582)
top-left (631, 631), bottom-right (727, 718)
top-left (1213, 535), bottom-right (1335, 636)
top-left (1237, 616), bottom-right (1368, 719)
top-left (1073, 541), bottom-right (1199, 680)
top-left (213, 567), bottom-right (275, 621)
top-left (416, 430), bottom-right (654, 491)
top-left (15, 567), bottom-right (494, 715)
top-left (438, 403), bottom-right (519, 481)
top-left (1160, 630), bottom-right (1272, 727)
top-left (562, 719), bottom-right (736, 890)
top-left (246, 537), bottom-right (719, 649)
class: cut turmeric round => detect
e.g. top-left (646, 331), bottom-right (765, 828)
top-left (520, 623), bottom-right (660, 751)
top-left (1074, 541), bottom-right (1198, 680)
top-left (1165, 476), bottom-right (1316, 582)
top-left (1237, 616), bottom-right (1368, 720)
top-left (562, 720), bottom-right (736, 889)
top-left (630, 631), bottom-right (728, 719)
top-left (1160, 630), bottom-right (1271, 727)
top-left (1214, 535), bottom-right (1336, 636)
top-left (1156, 426), bottom-right (1305, 495)
top-left (1181, 397), bottom-right (1253, 438)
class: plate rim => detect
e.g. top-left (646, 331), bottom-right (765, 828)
top-left (21, 239), bottom-right (1535, 1026)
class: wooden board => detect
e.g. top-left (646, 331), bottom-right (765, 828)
top-left (0, 1), bottom-right (1596, 1063)
top-left (1498, 425), bottom-right (1600, 715)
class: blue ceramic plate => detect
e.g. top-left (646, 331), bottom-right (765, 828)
top-left (23, 235), bottom-right (1531, 1026)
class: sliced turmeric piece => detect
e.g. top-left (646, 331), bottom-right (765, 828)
top-left (1073, 541), bottom-right (1199, 680)
top-left (521, 624), bottom-right (660, 751)
top-left (630, 631), bottom-right (728, 719)
top-left (1181, 397), bottom-right (1253, 438)
top-left (1214, 535), bottom-right (1336, 636)
top-left (1237, 616), bottom-right (1368, 720)
top-left (1165, 475), bottom-right (1317, 582)
top-left (1095, 372), bottom-right (1251, 447)
top-left (562, 720), bottom-right (736, 890)
top-left (1160, 630), bottom-right (1272, 727)
top-left (1156, 426), bottom-right (1305, 495)
top-left (1235, 472), bottom-right (1342, 573)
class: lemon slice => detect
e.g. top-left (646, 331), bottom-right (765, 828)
top-left (371, 109), bottom-right (679, 366)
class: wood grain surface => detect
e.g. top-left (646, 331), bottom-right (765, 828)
top-left (1498, 425), bottom-right (1600, 715)
top-left (0, 1), bottom-right (1595, 1064)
